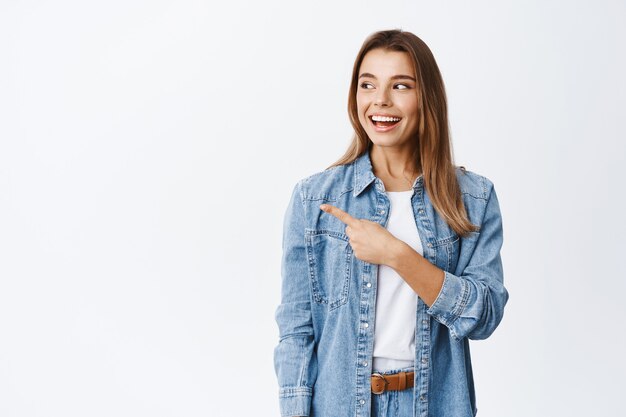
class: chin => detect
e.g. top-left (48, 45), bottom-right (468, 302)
top-left (369, 137), bottom-right (401, 147)
top-left (367, 129), bottom-right (400, 140)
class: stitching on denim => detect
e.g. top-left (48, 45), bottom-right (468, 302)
top-left (481, 174), bottom-right (488, 197)
top-left (305, 231), bottom-right (327, 305)
top-left (305, 195), bottom-right (340, 202)
top-left (304, 229), bottom-right (351, 310)
top-left (457, 169), bottom-right (490, 200)
top-left (462, 193), bottom-right (488, 202)
top-left (339, 187), bottom-right (354, 198)
top-left (298, 335), bottom-right (307, 384)
top-left (454, 279), bottom-right (471, 318)
top-left (445, 240), bottom-right (453, 272)
top-left (447, 280), bottom-right (470, 342)
top-left (279, 386), bottom-right (313, 397)
top-left (306, 228), bottom-right (349, 241)
top-left (303, 187), bottom-right (355, 201)
top-left (329, 244), bottom-right (352, 310)
top-left (432, 234), bottom-right (460, 248)
top-left (427, 271), bottom-right (449, 322)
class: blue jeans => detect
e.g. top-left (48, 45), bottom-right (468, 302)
top-left (371, 365), bottom-right (415, 417)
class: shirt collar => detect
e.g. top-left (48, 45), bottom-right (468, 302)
top-left (352, 150), bottom-right (376, 197)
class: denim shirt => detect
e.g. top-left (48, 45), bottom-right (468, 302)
top-left (273, 150), bottom-right (509, 417)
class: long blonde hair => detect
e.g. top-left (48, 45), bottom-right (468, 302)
top-left (327, 29), bottom-right (478, 237)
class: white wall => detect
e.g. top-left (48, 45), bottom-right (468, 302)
top-left (1, 1), bottom-right (624, 416)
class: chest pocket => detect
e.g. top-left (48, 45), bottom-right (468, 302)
top-left (433, 234), bottom-right (461, 272)
top-left (305, 229), bottom-right (352, 311)
top-left (434, 231), bottom-right (481, 273)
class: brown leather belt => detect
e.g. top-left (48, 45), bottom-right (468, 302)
top-left (371, 371), bottom-right (414, 394)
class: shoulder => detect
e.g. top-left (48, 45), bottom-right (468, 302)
top-left (454, 166), bottom-right (495, 201)
top-left (292, 163), bottom-right (496, 201)
top-left (296, 162), bottom-right (354, 200)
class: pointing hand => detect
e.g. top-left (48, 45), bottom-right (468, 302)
top-left (319, 204), bottom-right (400, 266)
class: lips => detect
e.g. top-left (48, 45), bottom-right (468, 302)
top-left (368, 114), bottom-right (402, 132)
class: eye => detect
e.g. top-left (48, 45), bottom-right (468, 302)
top-left (395, 83), bottom-right (410, 90)
top-left (359, 82), bottom-right (374, 89)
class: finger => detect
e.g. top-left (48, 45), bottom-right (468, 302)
top-left (319, 204), bottom-right (358, 226)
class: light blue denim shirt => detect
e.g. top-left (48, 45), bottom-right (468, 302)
top-left (273, 149), bottom-right (509, 417)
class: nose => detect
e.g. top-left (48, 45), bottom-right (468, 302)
top-left (374, 88), bottom-right (391, 107)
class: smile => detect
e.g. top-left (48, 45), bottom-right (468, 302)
top-left (369, 115), bottom-right (402, 132)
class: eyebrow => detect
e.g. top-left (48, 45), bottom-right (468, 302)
top-left (358, 72), bottom-right (416, 82)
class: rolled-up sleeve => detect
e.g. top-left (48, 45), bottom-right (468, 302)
top-left (273, 179), bottom-right (318, 417)
top-left (426, 182), bottom-right (509, 341)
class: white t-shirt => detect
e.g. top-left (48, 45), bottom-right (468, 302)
top-left (372, 189), bottom-right (423, 372)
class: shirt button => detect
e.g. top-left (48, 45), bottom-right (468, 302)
top-left (363, 361), bottom-right (368, 366)
top-left (379, 210), bottom-right (385, 214)
top-left (421, 358), bottom-right (427, 364)
top-left (360, 399), bottom-right (365, 405)
top-left (422, 319), bottom-right (428, 324)
top-left (427, 243), bottom-right (432, 247)
top-left (363, 322), bottom-right (369, 328)
top-left (419, 209), bottom-right (424, 214)
top-left (366, 282), bottom-right (372, 288)
top-left (420, 395), bottom-right (426, 401)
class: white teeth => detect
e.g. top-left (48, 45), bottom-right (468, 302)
top-left (371, 115), bottom-right (401, 122)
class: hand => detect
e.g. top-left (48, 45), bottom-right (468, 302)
top-left (319, 204), bottom-right (400, 266)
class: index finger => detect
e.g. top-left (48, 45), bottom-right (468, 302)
top-left (319, 204), bottom-right (358, 226)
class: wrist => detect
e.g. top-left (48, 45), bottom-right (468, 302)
top-left (385, 238), bottom-right (408, 268)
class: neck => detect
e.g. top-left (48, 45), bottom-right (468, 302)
top-left (370, 144), bottom-right (420, 180)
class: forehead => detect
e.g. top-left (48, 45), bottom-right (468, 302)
top-left (359, 48), bottom-right (415, 78)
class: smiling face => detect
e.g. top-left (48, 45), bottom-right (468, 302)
top-left (356, 48), bottom-right (420, 149)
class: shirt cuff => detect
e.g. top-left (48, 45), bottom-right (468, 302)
top-left (426, 270), bottom-right (470, 331)
top-left (279, 386), bottom-right (313, 417)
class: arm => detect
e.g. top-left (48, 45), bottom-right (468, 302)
top-left (426, 182), bottom-right (509, 341)
top-left (389, 182), bottom-right (509, 341)
top-left (273, 180), bottom-right (318, 417)
top-left (387, 242), bottom-right (445, 307)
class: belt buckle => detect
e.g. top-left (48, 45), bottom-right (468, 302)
top-left (371, 373), bottom-right (388, 394)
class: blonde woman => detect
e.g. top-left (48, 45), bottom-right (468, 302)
top-left (273, 29), bottom-right (509, 417)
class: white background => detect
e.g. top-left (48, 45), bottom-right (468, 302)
top-left (1, 1), bottom-right (625, 416)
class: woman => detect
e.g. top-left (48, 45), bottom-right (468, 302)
top-left (273, 29), bottom-right (509, 417)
